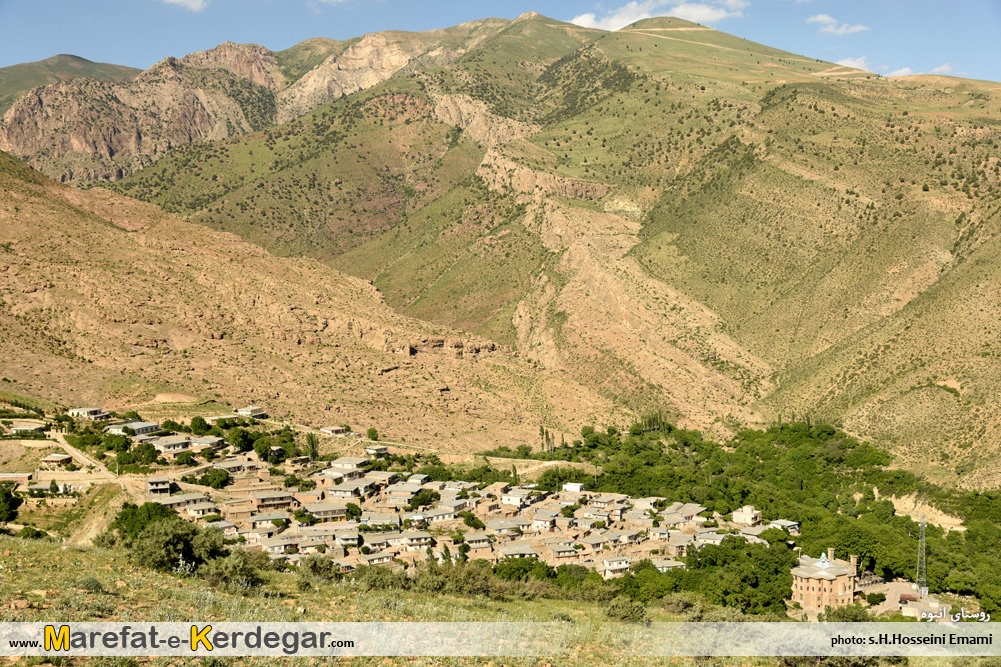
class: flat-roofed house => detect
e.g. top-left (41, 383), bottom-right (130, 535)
top-left (365, 445), bottom-right (389, 458)
top-left (236, 406), bottom-right (268, 419)
top-left (423, 508), bottom-right (456, 525)
top-left (68, 408), bottom-right (110, 421)
top-left (108, 422), bottom-right (160, 437)
top-left (499, 543), bottom-right (538, 560)
top-left (305, 502), bottom-right (348, 523)
top-left (155, 493), bottom-right (207, 511)
top-left (770, 519), bottom-right (800, 535)
top-left (40, 453), bottom-right (73, 467)
top-left (360, 512), bottom-right (401, 528)
top-left (329, 457), bottom-right (368, 480)
top-left (465, 532), bottom-right (492, 550)
top-left (732, 505), bottom-right (762, 526)
top-left (250, 490), bottom-right (297, 512)
top-left (652, 558), bottom-right (686, 573)
top-left (220, 498), bottom-right (254, 522)
top-left (600, 556), bottom-right (631, 580)
top-left (320, 426), bottom-right (348, 436)
top-left (0, 472), bottom-right (32, 489)
top-left (146, 477), bottom-right (171, 495)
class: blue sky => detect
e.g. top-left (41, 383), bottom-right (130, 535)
top-left (1, 0), bottom-right (999, 82)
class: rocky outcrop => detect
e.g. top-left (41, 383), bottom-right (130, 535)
top-left (179, 41), bottom-right (286, 90)
top-left (477, 147), bottom-right (611, 201)
top-left (433, 94), bottom-right (537, 146)
top-left (0, 57), bottom-right (265, 182)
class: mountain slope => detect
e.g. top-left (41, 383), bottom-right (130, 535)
top-left (5, 15), bottom-right (1001, 483)
top-left (0, 150), bottom-right (625, 450)
top-left (0, 54), bottom-right (139, 115)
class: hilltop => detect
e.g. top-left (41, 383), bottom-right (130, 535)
top-left (0, 54), bottom-right (139, 116)
top-left (1, 14), bottom-right (1000, 484)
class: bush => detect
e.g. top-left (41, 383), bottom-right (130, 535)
top-left (76, 577), bottom-right (106, 594)
top-left (17, 526), bottom-right (50, 540)
top-left (199, 550), bottom-right (262, 589)
top-left (865, 592), bottom-right (886, 606)
top-left (605, 596), bottom-right (651, 622)
top-left (366, 427), bottom-right (379, 441)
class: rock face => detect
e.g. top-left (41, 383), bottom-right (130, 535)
top-left (433, 94), bottom-right (537, 146)
top-left (0, 54), bottom-right (271, 182)
top-left (180, 41), bottom-right (286, 90)
top-left (477, 147), bottom-right (611, 200)
top-left (0, 20), bottom-right (511, 182)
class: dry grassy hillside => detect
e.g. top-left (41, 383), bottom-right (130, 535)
top-left (0, 151), bottom-right (626, 451)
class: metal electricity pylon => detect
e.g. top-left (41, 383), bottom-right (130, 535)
top-left (916, 514), bottom-right (928, 596)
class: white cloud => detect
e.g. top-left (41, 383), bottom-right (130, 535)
top-left (571, 0), bottom-right (745, 31)
top-left (929, 63), bottom-right (953, 75)
top-left (162, 0), bottom-right (209, 11)
top-left (887, 67), bottom-right (915, 77)
top-left (836, 56), bottom-right (871, 72)
top-left (807, 14), bottom-right (869, 35)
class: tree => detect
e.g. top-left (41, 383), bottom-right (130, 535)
top-left (865, 593), bottom-right (886, 606)
top-left (175, 451), bottom-right (196, 466)
top-left (408, 489), bottom-right (440, 510)
top-left (228, 428), bottom-right (251, 452)
top-left (129, 520), bottom-right (202, 571)
top-left (366, 427), bottom-right (379, 441)
top-left (190, 416), bottom-right (209, 436)
top-left (305, 432), bottom-right (319, 461)
top-left (198, 468), bottom-right (230, 489)
top-left (49, 479), bottom-right (59, 495)
top-left (110, 502), bottom-right (177, 540)
top-left (0, 484), bottom-right (21, 522)
top-left (346, 503), bottom-right (362, 521)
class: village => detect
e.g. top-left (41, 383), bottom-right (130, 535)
top-left (0, 403), bottom-right (951, 621)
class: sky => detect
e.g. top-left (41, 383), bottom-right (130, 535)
top-left (0, 0), bottom-right (999, 82)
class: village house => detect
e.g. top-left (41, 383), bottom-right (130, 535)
top-left (770, 519), bottom-right (801, 535)
top-left (600, 556), bottom-right (632, 580)
top-left (732, 505), bottom-right (762, 526)
top-left (359, 551), bottom-right (394, 566)
top-left (108, 422), bottom-right (160, 437)
top-left (11, 422), bottom-right (45, 435)
top-left (219, 498), bottom-right (254, 522)
top-left (465, 532), bottom-right (492, 550)
top-left (305, 502), bottom-right (348, 523)
top-left (423, 507), bottom-right (456, 525)
top-left (562, 482), bottom-right (586, 493)
top-left (146, 477), bottom-right (171, 496)
top-left (40, 453), bottom-right (73, 467)
top-left (364, 445), bottom-right (389, 458)
top-left (320, 426), bottom-right (348, 436)
top-left (499, 542), bottom-right (538, 560)
top-left (389, 530), bottom-right (433, 551)
top-left (501, 488), bottom-right (532, 508)
top-left (652, 558), bottom-right (686, 573)
top-left (329, 457), bottom-right (369, 480)
top-left (154, 493), bottom-right (208, 511)
top-left (327, 480), bottom-right (373, 499)
top-left (250, 513), bottom-right (288, 529)
top-left (250, 490), bottom-right (297, 512)
top-left (581, 533), bottom-right (608, 553)
top-left (384, 482), bottom-right (421, 506)
top-left (185, 501), bottom-right (218, 519)
top-left (360, 512), bottom-right (401, 528)
top-left (68, 407), bottom-right (110, 421)
top-left (236, 406), bottom-right (268, 419)
top-left (790, 548), bottom-right (858, 612)
top-left (0, 472), bottom-right (32, 490)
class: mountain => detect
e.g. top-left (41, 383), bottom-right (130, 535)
top-left (0, 54), bottom-right (139, 116)
top-left (0, 20), bottom-right (518, 183)
top-left (4, 14), bottom-right (1001, 485)
top-left (0, 150), bottom-right (626, 451)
